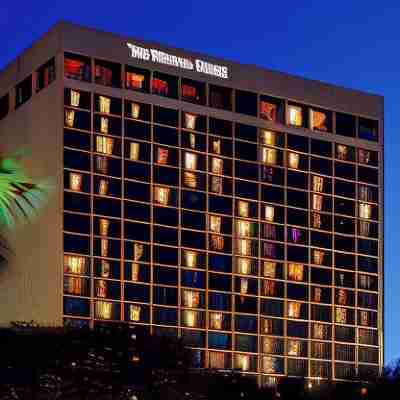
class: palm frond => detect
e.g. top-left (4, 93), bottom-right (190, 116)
top-left (0, 154), bottom-right (52, 228)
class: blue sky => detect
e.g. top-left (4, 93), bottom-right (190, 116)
top-left (0, 0), bottom-right (398, 363)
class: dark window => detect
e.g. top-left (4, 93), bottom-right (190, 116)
top-left (125, 201), bottom-right (150, 222)
top-left (0, 93), bottom-right (9, 120)
top-left (311, 139), bottom-right (332, 157)
top-left (359, 117), bottom-right (378, 141)
top-left (287, 134), bottom-right (308, 152)
top-left (154, 266), bottom-right (178, 285)
top-left (235, 90), bottom-right (257, 116)
top-left (154, 286), bottom-right (177, 305)
top-left (64, 212), bottom-right (90, 234)
top-left (15, 75), bottom-right (32, 108)
top-left (209, 85), bottom-right (232, 110)
top-left (64, 192), bottom-right (90, 213)
top-left (235, 123), bottom-right (258, 142)
top-left (36, 57), bottom-right (56, 91)
top-left (64, 53), bottom-right (91, 82)
top-left (181, 78), bottom-right (206, 105)
top-left (336, 112), bottom-right (356, 137)
top-left (209, 118), bottom-right (232, 138)
top-left (125, 65), bottom-right (150, 92)
top-left (154, 106), bottom-right (179, 127)
top-left (64, 233), bottom-right (90, 254)
top-left (152, 71), bottom-right (178, 98)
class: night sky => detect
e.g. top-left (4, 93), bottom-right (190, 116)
top-left (0, 0), bottom-right (398, 364)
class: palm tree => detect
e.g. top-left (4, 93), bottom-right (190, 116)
top-left (0, 152), bottom-right (51, 228)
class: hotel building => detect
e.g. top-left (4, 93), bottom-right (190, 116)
top-left (0, 22), bottom-right (383, 384)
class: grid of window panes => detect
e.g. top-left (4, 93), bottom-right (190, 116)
top-left (62, 60), bottom-right (381, 382)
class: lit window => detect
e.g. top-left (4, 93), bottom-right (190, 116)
top-left (210, 176), bottom-right (222, 193)
top-left (182, 84), bottom-right (197, 100)
top-left (313, 250), bottom-right (324, 265)
top-left (211, 234), bottom-right (224, 250)
top-left (101, 260), bottom-right (110, 278)
top-left (99, 179), bottom-right (108, 195)
top-left (154, 186), bottom-right (170, 205)
top-left (210, 312), bottom-right (223, 330)
top-left (311, 109), bottom-right (328, 131)
top-left (96, 280), bottom-right (107, 298)
top-left (185, 152), bottom-right (197, 170)
top-left (288, 301), bottom-right (301, 318)
top-left (265, 205), bottom-right (275, 222)
top-left (338, 289), bottom-right (347, 305)
top-left (69, 172), bottom-right (82, 191)
top-left (313, 176), bottom-right (324, 192)
top-left (288, 105), bottom-right (302, 126)
top-left (262, 356), bottom-right (276, 373)
top-left (290, 228), bottom-right (301, 243)
top-left (312, 212), bottom-right (322, 228)
top-left (263, 280), bottom-right (276, 296)
top-left (288, 152), bottom-right (299, 169)
top-left (183, 310), bottom-right (197, 327)
top-left (211, 157), bottom-right (223, 174)
top-left (134, 243), bottom-right (144, 261)
top-left (263, 319), bottom-right (273, 334)
top-left (287, 340), bottom-right (301, 356)
top-left (184, 172), bottom-right (197, 188)
top-left (152, 78), bottom-right (169, 96)
top-left (312, 194), bottom-right (323, 211)
top-left (237, 220), bottom-right (251, 237)
top-left (314, 288), bottom-right (322, 303)
top-left (209, 215), bottom-right (222, 233)
top-left (183, 290), bottom-right (200, 308)
top-left (237, 258), bottom-right (251, 275)
top-left (95, 301), bottom-right (112, 319)
top-left (131, 102), bottom-right (140, 119)
top-left (157, 147), bottom-right (169, 164)
top-left (336, 144), bottom-right (348, 160)
top-left (261, 147), bottom-right (277, 165)
top-left (212, 139), bottom-right (221, 154)
top-left (260, 130), bottom-right (276, 146)
top-left (65, 276), bottom-right (84, 295)
top-left (288, 263), bottom-right (304, 282)
top-left (184, 112), bottom-right (197, 130)
top-left (64, 255), bottom-right (87, 275)
top-left (100, 117), bottom-right (109, 134)
top-left (359, 275), bottom-right (372, 290)
top-left (263, 337), bottom-right (274, 354)
top-left (70, 90), bottom-right (80, 107)
top-left (359, 203), bottom-right (372, 219)
top-left (237, 238), bottom-right (250, 256)
top-left (96, 156), bottom-right (108, 175)
top-left (99, 218), bottom-right (110, 236)
top-left (336, 307), bottom-right (347, 324)
top-left (130, 142), bottom-right (140, 160)
top-left (101, 238), bottom-right (108, 257)
top-left (358, 149), bottom-right (371, 165)
top-left (360, 311), bottom-right (369, 326)
top-left (359, 221), bottom-right (370, 236)
top-left (263, 261), bottom-right (276, 278)
top-left (260, 101), bottom-right (277, 121)
top-left (129, 305), bottom-right (141, 321)
top-left (184, 250), bottom-right (197, 268)
top-left (65, 109), bottom-right (75, 127)
top-left (313, 324), bottom-right (327, 340)
top-left (99, 96), bottom-right (111, 114)
top-left (96, 136), bottom-right (114, 155)
top-left (126, 72), bottom-right (145, 90)
top-left (235, 354), bottom-right (250, 371)
top-left (209, 351), bottom-right (225, 369)
top-left (359, 185), bottom-right (372, 202)
top-left (240, 278), bottom-right (248, 294)
top-left (131, 263), bottom-right (140, 281)
top-left (238, 200), bottom-right (249, 217)
top-left (189, 133), bottom-right (196, 149)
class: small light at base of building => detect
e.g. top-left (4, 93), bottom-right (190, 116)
top-left (361, 387), bottom-right (368, 396)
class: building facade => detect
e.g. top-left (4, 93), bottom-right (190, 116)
top-left (0, 22), bottom-right (383, 384)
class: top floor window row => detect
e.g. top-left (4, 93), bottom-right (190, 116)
top-left (63, 52), bottom-right (380, 142)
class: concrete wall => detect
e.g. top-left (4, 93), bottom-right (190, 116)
top-left (0, 78), bottom-right (63, 327)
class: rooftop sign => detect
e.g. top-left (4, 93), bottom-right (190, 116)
top-left (127, 42), bottom-right (229, 79)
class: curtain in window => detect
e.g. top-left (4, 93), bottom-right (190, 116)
top-left (64, 255), bottom-right (87, 274)
top-left (311, 109), bottom-right (328, 131)
top-left (99, 96), bottom-right (111, 114)
top-left (263, 261), bottom-right (276, 278)
top-left (99, 219), bottom-right (110, 236)
top-left (129, 305), bottom-right (141, 321)
top-left (154, 187), bottom-right (170, 205)
top-left (211, 157), bottom-right (223, 174)
top-left (260, 130), bottom-right (276, 146)
top-left (69, 173), bottom-right (82, 191)
top-left (131, 102), bottom-right (140, 118)
top-left (289, 105), bottom-right (302, 126)
top-left (96, 280), bottom-right (107, 298)
top-left (126, 72), bottom-right (144, 90)
top-left (210, 312), bottom-right (223, 329)
top-left (238, 201), bottom-right (249, 217)
top-left (260, 101), bottom-right (277, 121)
top-left (288, 263), bottom-right (304, 281)
top-left (101, 260), bottom-right (110, 278)
top-left (70, 90), bottom-right (80, 107)
top-left (288, 152), bottom-right (300, 169)
top-left (261, 147), bottom-right (277, 165)
top-left (212, 139), bottom-right (221, 154)
top-left (184, 250), bottom-right (197, 267)
top-left (65, 109), bottom-right (75, 127)
top-left (184, 172), bottom-right (197, 188)
top-left (130, 142), bottom-right (140, 160)
top-left (95, 301), bottom-right (112, 319)
top-left (184, 113), bottom-right (197, 130)
top-left (313, 176), bottom-right (324, 192)
top-left (288, 302), bottom-right (301, 318)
